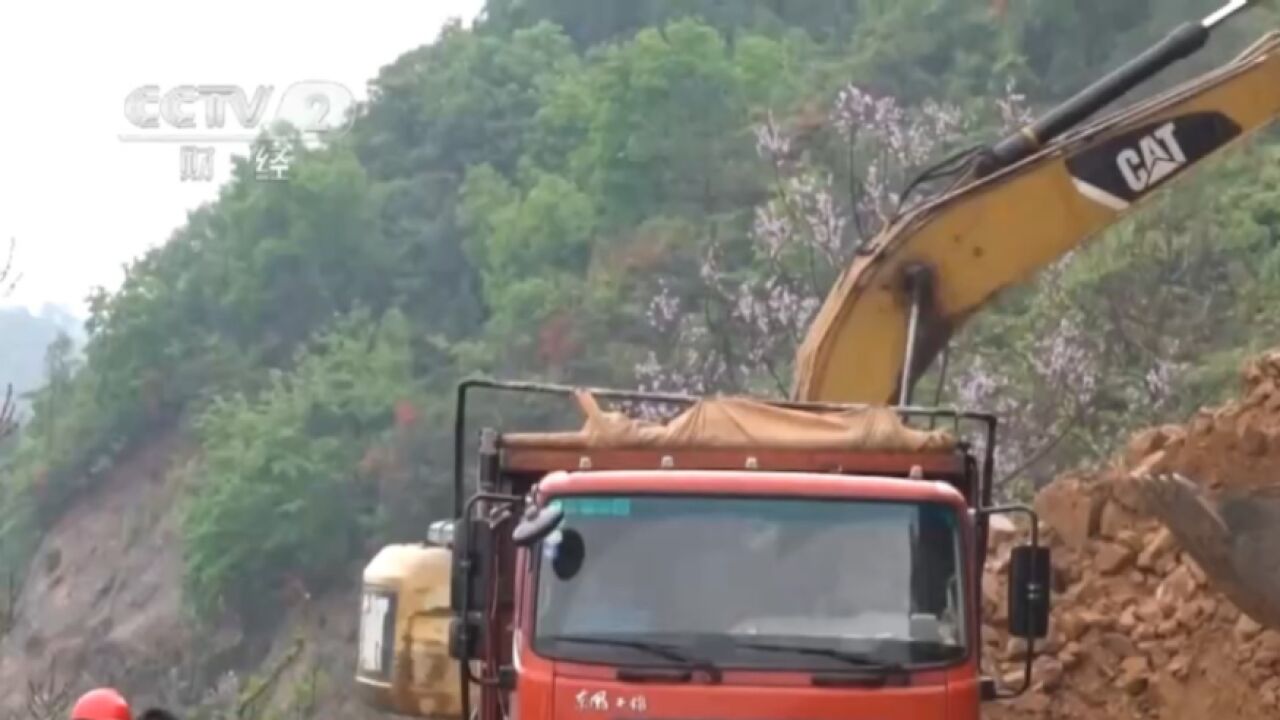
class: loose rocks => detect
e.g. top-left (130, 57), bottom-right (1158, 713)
top-left (985, 351), bottom-right (1280, 719)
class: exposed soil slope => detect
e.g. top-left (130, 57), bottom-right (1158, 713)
top-left (0, 429), bottom-right (225, 712)
top-left (0, 423), bottom-right (385, 719)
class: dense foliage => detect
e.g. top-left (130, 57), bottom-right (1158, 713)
top-left (3, 0), bottom-right (1280, 621)
top-left (180, 309), bottom-right (424, 622)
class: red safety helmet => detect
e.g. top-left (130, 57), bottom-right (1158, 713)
top-left (70, 688), bottom-right (132, 720)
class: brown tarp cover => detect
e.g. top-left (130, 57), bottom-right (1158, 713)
top-left (502, 390), bottom-right (957, 452)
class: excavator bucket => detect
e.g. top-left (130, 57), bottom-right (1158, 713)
top-left (1134, 472), bottom-right (1280, 631)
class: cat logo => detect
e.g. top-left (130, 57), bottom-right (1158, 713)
top-left (1116, 122), bottom-right (1186, 193)
top-left (1066, 111), bottom-right (1241, 211)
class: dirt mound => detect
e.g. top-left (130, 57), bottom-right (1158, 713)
top-left (984, 351), bottom-right (1280, 718)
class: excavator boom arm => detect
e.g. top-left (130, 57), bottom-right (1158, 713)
top-left (793, 27), bottom-right (1280, 404)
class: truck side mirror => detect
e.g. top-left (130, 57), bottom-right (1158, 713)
top-left (450, 519), bottom-right (492, 614)
top-left (448, 516), bottom-right (493, 662)
top-left (1008, 545), bottom-right (1051, 639)
top-left (449, 615), bottom-right (484, 660)
top-left (513, 503), bottom-right (564, 547)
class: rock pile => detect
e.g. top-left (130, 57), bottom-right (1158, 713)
top-left (983, 351), bottom-right (1280, 719)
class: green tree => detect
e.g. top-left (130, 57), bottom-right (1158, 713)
top-left (182, 309), bottom-right (418, 622)
top-left (482, 0), bottom-right (862, 48)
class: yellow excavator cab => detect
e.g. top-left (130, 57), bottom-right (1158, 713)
top-left (356, 543), bottom-right (468, 720)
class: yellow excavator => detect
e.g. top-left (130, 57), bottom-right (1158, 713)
top-left (355, 2), bottom-right (1280, 717)
top-left (793, 0), bottom-right (1280, 631)
top-left (795, 0), bottom-right (1275, 405)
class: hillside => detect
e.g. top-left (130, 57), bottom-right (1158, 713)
top-left (0, 430), bottom-right (193, 712)
top-left (5, 0), bottom-right (1280, 716)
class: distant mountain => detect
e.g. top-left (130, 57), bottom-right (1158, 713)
top-left (0, 304), bottom-right (84, 406)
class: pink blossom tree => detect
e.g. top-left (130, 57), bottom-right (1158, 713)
top-left (637, 81), bottom-right (1023, 398)
top-left (632, 78), bottom-right (1185, 497)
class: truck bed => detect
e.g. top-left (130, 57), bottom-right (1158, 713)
top-left (499, 390), bottom-right (966, 479)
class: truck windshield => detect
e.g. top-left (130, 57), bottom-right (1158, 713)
top-left (532, 494), bottom-right (967, 671)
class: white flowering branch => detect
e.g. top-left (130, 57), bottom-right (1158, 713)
top-left (637, 81), bottom-right (1030, 397)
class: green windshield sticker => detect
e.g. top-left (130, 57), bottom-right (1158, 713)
top-left (551, 496), bottom-right (956, 525)
top-left (559, 497), bottom-right (632, 517)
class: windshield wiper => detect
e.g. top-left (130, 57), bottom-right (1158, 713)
top-left (733, 640), bottom-right (906, 673)
top-left (545, 635), bottom-right (722, 682)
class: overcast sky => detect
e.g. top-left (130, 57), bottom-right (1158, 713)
top-left (0, 0), bottom-right (485, 317)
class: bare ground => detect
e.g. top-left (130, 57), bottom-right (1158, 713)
top-left (0, 428), bottom-right (209, 712)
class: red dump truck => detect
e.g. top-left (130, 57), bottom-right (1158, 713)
top-left (354, 379), bottom-right (1051, 720)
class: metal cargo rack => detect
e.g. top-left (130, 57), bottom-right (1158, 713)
top-left (450, 378), bottom-right (999, 519)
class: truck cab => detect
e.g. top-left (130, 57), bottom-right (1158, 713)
top-left (355, 380), bottom-right (1050, 720)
